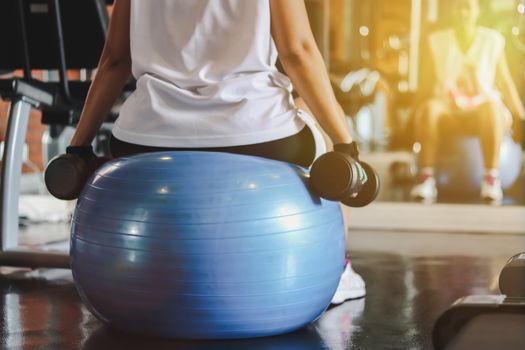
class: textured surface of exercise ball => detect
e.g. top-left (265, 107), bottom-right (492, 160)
top-left (70, 151), bottom-right (345, 339)
top-left (435, 134), bottom-right (522, 195)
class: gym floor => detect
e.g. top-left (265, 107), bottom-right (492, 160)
top-left (0, 227), bottom-right (521, 349)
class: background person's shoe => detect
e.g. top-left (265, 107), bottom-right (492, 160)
top-left (410, 175), bottom-right (437, 203)
top-left (481, 175), bottom-right (503, 204)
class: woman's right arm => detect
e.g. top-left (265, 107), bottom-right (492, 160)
top-left (270, 0), bottom-right (352, 145)
top-left (69, 0), bottom-right (132, 146)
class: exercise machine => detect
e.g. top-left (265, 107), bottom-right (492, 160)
top-left (433, 253), bottom-right (525, 350)
top-left (0, 0), bottom-right (116, 268)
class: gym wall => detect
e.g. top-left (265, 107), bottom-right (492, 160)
top-left (0, 71), bottom-right (47, 173)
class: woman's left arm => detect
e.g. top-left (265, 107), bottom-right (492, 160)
top-left (496, 52), bottom-right (525, 121)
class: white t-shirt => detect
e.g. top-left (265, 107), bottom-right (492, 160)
top-left (429, 27), bottom-right (505, 110)
top-left (113, 0), bottom-right (304, 148)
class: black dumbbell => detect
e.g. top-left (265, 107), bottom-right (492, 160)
top-left (45, 146), bottom-right (109, 200)
top-left (310, 142), bottom-right (380, 207)
top-left (499, 252), bottom-right (525, 298)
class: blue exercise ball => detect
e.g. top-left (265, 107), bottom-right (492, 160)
top-left (70, 151), bottom-right (345, 339)
top-left (436, 134), bottom-right (522, 195)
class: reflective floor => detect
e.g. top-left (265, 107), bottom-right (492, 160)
top-left (0, 229), bottom-right (523, 350)
top-left (368, 152), bottom-right (525, 206)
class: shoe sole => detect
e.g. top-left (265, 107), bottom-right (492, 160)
top-left (330, 291), bottom-right (366, 305)
top-left (482, 196), bottom-right (502, 205)
top-left (413, 195), bottom-right (436, 204)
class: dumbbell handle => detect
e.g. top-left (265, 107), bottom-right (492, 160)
top-left (309, 151), bottom-right (380, 207)
top-left (310, 152), bottom-right (364, 201)
top-left (342, 161), bottom-right (380, 208)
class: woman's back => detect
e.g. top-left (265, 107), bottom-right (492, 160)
top-left (132, 0), bottom-right (275, 86)
top-left (115, 0), bottom-right (303, 148)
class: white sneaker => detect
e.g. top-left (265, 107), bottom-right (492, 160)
top-left (481, 175), bottom-right (503, 204)
top-left (331, 264), bottom-right (366, 305)
top-left (410, 175), bottom-right (437, 203)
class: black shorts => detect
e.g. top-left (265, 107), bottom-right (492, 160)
top-left (109, 126), bottom-right (316, 168)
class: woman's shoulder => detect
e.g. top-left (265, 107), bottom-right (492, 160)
top-left (477, 26), bottom-right (505, 44)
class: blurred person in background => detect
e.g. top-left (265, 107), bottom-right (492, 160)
top-left (411, 0), bottom-right (525, 203)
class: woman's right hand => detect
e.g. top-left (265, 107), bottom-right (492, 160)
top-left (69, 0), bottom-right (132, 147)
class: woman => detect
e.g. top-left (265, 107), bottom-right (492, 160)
top-left (411, 0), bottom-right (525, 203)
top-left (68, 0), bottom-right (365, 304)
